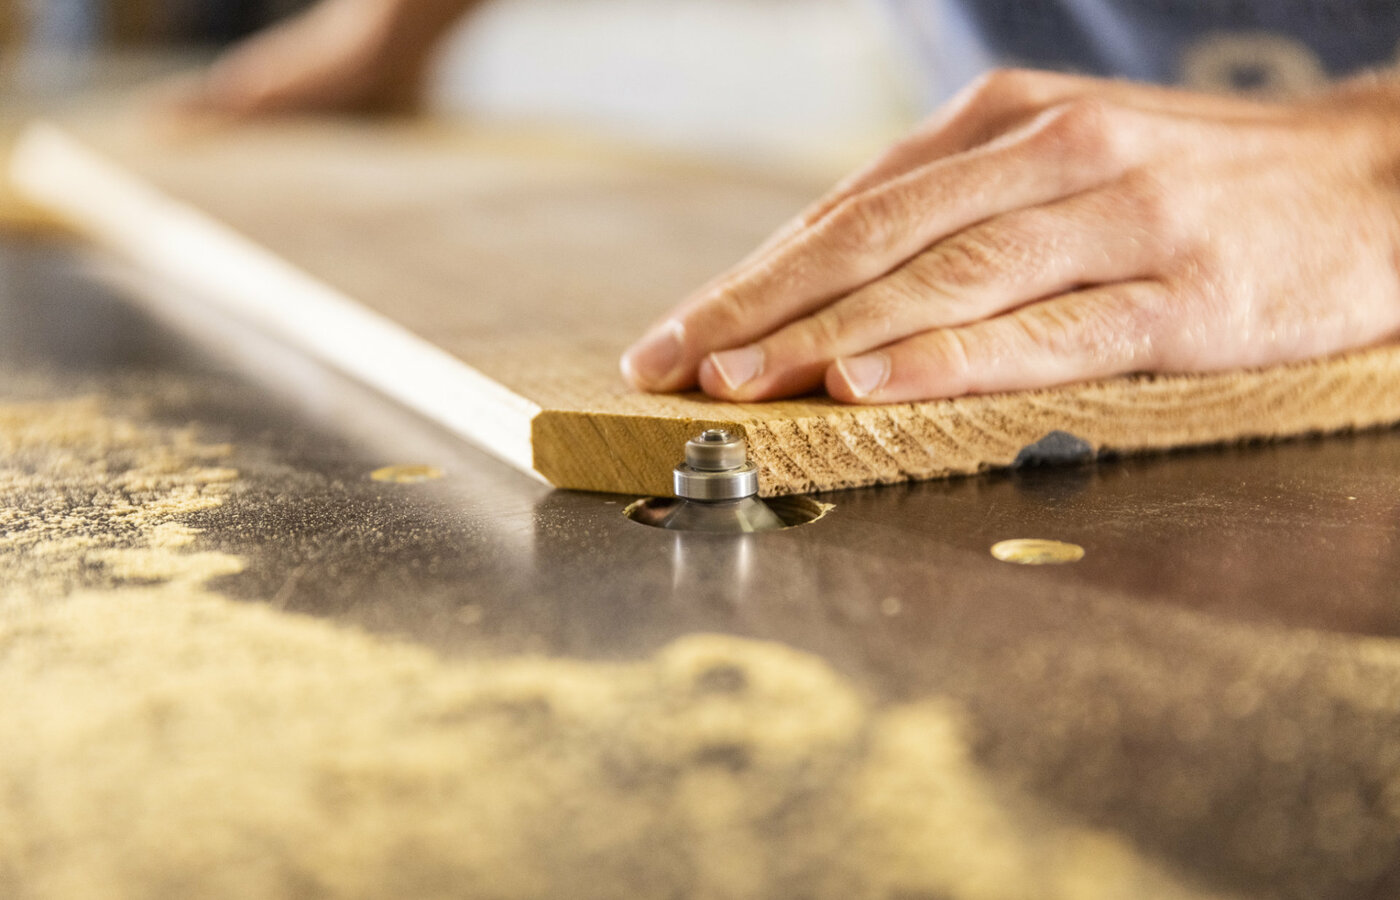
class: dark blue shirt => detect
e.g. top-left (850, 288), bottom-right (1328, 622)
top-left (887, 0), bottom-right (1400, 105)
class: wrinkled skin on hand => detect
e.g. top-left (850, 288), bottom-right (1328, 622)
top-left (620, 69), bottom-right (1400, 403)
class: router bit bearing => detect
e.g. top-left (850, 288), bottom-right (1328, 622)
top-left (672, 429), bottom-right (760, 501)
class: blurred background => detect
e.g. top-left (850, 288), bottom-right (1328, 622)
top-left (0, 0), bottom-right (920, 165)
top-left (9, 0), bottom-right (313, 49)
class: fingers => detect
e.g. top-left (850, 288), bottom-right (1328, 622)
top-left (792, 70), bottom-right (1097, 228)
top-left (695, 180), bottom-right (1172, 399)
top-left (826, 281), bottom-right (1168, 403)
top-left (653, 69), bottom-right (1279, 296)
top-left (622, 98), bottom-right (1147, 392)
top-left (791, 67), bottom-right (1274, 233)
top-left (727, 71), bottom-right (1092, 266)
top-left (656, 70), bottom-right (1130, 319)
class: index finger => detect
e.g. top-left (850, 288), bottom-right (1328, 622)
top-left (622, 99), bottom-right (1144, 391)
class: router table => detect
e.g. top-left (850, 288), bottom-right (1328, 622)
top-left (5, 235), bottom-right (1400, 898)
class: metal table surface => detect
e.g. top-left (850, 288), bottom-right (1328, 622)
top-left (4, 235), bottom-right (1400, 899)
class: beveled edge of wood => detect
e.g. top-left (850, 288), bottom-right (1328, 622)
top-left (531, 411), bottom-right (740, 497)
top-left (533, 345), bottom-right (1400, 497)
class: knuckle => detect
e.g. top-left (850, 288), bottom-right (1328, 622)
top-left (919, 228), bottom-right (1018, 295)
top-left (1126, 290), bottom-right (1172, 358)
top-left (799, 288), bottom-right (906, 354)
top-left (930, 329), bottom-right (976, 391)
top-left (723, 239), bottom-right (826, 315)
top-left (759, 248), bottom-right (822, 299)
top-left (1022, 291), bottom-right (1156, 367)
top-left (823, 189), bottom-right (908, 256)
top-left (1112, 171), bottom-right (1181, 245)
top-left (843, 288), bottom-right (909, 344)
top-left (1161, 265), bottom-right (1229, 338)
top-left (703, 279), bottom-right (763, 333)
top-left (1155, 241), bottom-right (1219, 326)
top-left (967, 67), bottom-right (1042, 105)
top-left (1007, 305), bottom-right (1079, 362)
top-left (1038, 98), bottom-right (1126, 168)
top-left (802, 306), bottom-right (848, 354)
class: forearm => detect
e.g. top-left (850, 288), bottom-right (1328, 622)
top-left (380, 0), bottom-right (485, 59)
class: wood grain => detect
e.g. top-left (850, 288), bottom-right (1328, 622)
top-left (14, 115), bottom-right (1400, 496)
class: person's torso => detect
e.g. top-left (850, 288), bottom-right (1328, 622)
top-left (887, 0), bottom-right (1400, 104)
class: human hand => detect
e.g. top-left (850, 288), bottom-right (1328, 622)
top-left (620, 70), bottom-right (1400, 403)
top-left (174, 0), bottom-right (475, 116)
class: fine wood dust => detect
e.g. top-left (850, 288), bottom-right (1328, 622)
top-left (0, 395), bottom-right (1231, 900)
top-left (0, 395), bottom-right (241, 605)
top-left (0, 593), bottom-right (1231, 900)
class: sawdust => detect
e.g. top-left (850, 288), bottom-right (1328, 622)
top-left (0, 590), bottom-right (1229, 900)
top-left (991, 538), bottom-right (1087, 565)
top-left (0, 396), bottom-right (242, 604)
top-left (0, 393), bottom-right (1230, 900)
top-left (370, 463), bottom-right (444, 483)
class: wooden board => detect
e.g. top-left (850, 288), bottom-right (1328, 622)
top-left (14, 114), bottom-right (1400, 497)
top-left (0, 56), bottom-right (201, 232)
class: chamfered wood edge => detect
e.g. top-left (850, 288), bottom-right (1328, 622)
top-left (533, 346), bottom-right (1400, 497)
top-left (531, 411), bottom-right (742, 497)
top-left (9, 120), bottom-right (548, 482)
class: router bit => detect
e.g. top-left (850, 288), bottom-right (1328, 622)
top-left (658, 428), bottom-right (785, 532)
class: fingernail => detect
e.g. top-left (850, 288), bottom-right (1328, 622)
top-left (835, 353), bottom-right (889, 399)
top-left (708, 346), bottom-right (764, 391)
top-left (622, 321), bottom-right (685, 388)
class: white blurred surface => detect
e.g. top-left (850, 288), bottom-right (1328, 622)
top-left (427, 0), bottom-right (922, 169)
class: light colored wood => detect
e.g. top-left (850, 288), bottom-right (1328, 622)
top-left (0, 55), bottom-right (201, 232)
top-left (0, 115), bottom-right (59, 231)
top-left (14, 114), bottom-right (1400, 496)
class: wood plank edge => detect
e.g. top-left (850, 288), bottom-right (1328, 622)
top-left (9, 121), bottom-right (548, 485)
top-left (533, 349), bottom-right (1400, 497)
top-left (531, 410), bottom-right (741, 497)
top-left (738, 359), bottom-right (1400, 495)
